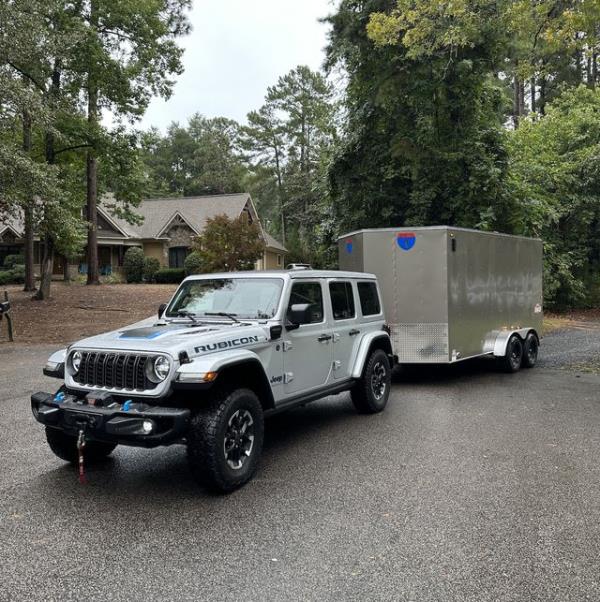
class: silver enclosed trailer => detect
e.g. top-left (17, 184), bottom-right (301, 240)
top-left (338, 226), bottom-right (543, 365)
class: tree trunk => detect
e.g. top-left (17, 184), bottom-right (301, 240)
top-left (86, 0), bottom-right (100, 285)
top-left (22, 108), bottom-right (36, 292)
top-left (33, 63), bottom-right (60, 300)
top-left (63, 256), bottom-right (70, 282)
top-left (530, 77), bottom-right (536, 113)
top-left (593, 52), bottom-right (598, 89)
top-left (539, 75), bottom-right (546, 115)
top-left (513, 74), bottom-right (522, 127)
top-left (274, 144), bottom-right (285, 244)
top-left (33, 236), bottom-right (54, 300)
top-left (86, 144), bottom-right (99, 285)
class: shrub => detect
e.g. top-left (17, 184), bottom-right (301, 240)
top-left (143, 257), bottom-right (160, 282)
top-left (123, 247), bottom-right (145, 283)
top-left (155, 268), bottom-right (185, 284)
top-left (184, 251), bottom-right (205, 276)
top-left (0, 266), bottom-right (24, 285)
top-left (3, 254), bottom-right (24, 269)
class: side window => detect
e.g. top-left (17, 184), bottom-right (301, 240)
top-left (329, 281), bottom-right (355, 320)
top-left (288, 281), bottom-right (324, 323)
top-left (357, 282), bottom-right (381, 316)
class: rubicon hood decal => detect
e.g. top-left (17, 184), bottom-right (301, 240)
top-left (195, 335), bottom-right (260, 353)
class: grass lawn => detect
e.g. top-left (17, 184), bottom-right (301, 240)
top-left (0, 282), bottom-right (177, 345)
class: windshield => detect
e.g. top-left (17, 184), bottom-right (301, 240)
top-left (166, 278), bottom-right (284, 320)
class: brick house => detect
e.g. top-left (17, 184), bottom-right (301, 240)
top-left (0, 193), bottom-right (287, 277)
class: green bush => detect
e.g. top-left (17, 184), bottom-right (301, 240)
top-left (0, 266), bottom-right (24, 285)
top-left (3, 254), bottom-right (24, 269)
top-left (143, 257), bottom-right (160, 282)
top-left (155, 268), bottom-right (185, 284)
top-left (184, 251), bottom-right (205, 276)
top-left (123, 247), bottom-right (145, 283)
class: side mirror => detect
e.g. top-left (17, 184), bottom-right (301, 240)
top-left (286, 303), bottom-right (312, 330)
top-left (158, 303), bottom-right (167, 318)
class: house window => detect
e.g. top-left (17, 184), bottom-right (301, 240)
top-left (277, 254), bottom-right (282, 267)
top-left (169, 247), bottom-right (188, 268)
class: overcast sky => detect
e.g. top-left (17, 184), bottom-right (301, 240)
top-left (140, 0), bottom-right (336, 131)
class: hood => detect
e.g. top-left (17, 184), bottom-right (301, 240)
top-left (71, 317), bottom-right (270, 359)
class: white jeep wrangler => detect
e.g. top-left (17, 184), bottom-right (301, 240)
top-left (32, 270), bottom-right (393, 491)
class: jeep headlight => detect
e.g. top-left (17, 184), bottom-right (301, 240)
top-left (70, 351), bottom-right (82, 373)
top-left (148, 355), bottom-right (170, 382)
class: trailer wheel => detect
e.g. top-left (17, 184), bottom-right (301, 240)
top-left (499, 335), bottom-right (523, 373)
top-left (522, 333), bottom-right (539, 368)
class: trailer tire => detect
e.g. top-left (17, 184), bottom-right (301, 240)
top-left (45, 427), bottom-right (117, 464)
top-left (187, 388), bottom-right (264, 493)
top-left (499, 335), bottom-right (523, 373)
top-left (522, 333), bottom-right (539, 368)
top-left (351, 349), bottom-right (391, 414)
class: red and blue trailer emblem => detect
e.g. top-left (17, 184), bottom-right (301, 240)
top-left (345, 238), bottom-right (353, 253)
top-left (396, 232), bottom-right (416, 251)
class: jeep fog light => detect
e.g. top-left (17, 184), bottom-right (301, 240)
top-left (142, 420), bottom-right (154, 434)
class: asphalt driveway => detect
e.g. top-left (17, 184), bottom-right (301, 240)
top-left (1, 330), bottom-right (600, 602)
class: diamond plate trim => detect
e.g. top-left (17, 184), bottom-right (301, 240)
top-left (391, 323), bottom-right (449, 362)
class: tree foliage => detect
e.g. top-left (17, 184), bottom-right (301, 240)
top-left (191, 215), bottom-right (265, 273)
top-left (141, 115), bottom-right (247, 196)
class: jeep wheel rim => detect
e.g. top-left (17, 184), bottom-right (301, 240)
top-left (371, 362), bottom-right (387, 400)
top-left (224, 409), bottom-right (255, 470)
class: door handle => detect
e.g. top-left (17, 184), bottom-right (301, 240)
top-left (317, 334), bottom-right (332, 342)
top-left (349, 329), bottom-right (360, 336)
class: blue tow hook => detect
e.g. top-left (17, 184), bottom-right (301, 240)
top-left (54, 392), bottom-right (66, 404)
top-left (122, 400), bottom-right (133, 412)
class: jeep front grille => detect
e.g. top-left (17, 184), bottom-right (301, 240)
top-left (73, 352), bottom-right (158, 391)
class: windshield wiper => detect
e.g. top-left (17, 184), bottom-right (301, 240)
top-left (177, 310), bottom-right (200, 325)
top-left (204, 311), bottom-right (241, 323)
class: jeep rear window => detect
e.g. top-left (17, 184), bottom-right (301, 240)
top-left (357, 281), bottom-right (381, 316)
top-left (166, 278), bottom-right (284, 320)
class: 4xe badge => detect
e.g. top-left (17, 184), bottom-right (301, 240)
top-left (396, 232), bottom-right (416, 251)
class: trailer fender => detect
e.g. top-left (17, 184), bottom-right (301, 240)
top-left (492, 329), bottom-right (539, 357)
top-left (351, 332), bottom-right (393, 379)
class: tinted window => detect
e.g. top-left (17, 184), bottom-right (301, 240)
top-left (288, 282), bottom-right (324, 323)
top-left (329, 282), bottom-right (355, 320)
top-left (358, 282), bottom-right (381, 316)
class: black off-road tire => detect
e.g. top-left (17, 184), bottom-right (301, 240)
top-left (187, 388), bottom-right (264, 493)
top-left (498, 334), bottom-right (523, 373)
top-left (45, 427), bottom-right (117, 464)
top-left (522, 332), bottom-right (539, 368)
top-left (351, 348), bottom-right (391, 414)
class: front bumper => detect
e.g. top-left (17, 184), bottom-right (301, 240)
top-left (31, 391), bottom-right (190, 448)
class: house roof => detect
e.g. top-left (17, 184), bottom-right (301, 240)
top-left (105, 193), bottom-right (253, 239)
top-left (1, 192), bottom-right (287, 253)
top-left (263, 231), bottom-right (288, 253)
